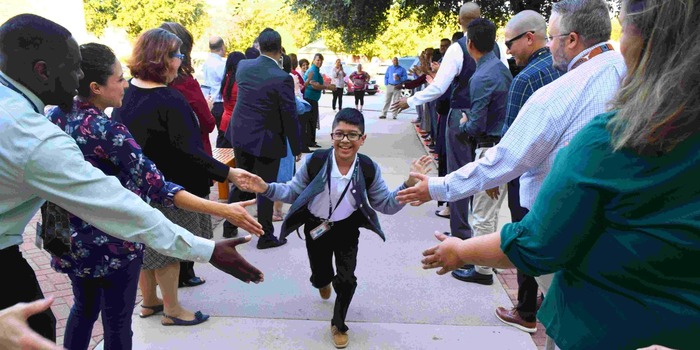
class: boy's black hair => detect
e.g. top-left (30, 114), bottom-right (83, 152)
top-left (467, 18), bottom-right (496, 53)
top-left (332, 108), bottom-right (365, 134)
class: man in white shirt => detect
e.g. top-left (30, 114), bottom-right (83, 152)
top-left (394, 3), bottom-right (505, 276)
top-left (201, 36), bottom-right (227, 146)
top-left (396, 0), bottom-right (626, 330)
top-left (0, 14), bottom-right (263, 344)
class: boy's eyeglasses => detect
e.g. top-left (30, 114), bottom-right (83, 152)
top-left (331, 132), bottom-right (363, 141)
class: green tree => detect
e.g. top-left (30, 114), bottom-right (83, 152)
top-left (83, 0), bottom-right (209, 39)
top-left (292, 0), bottom-right (623, 49)
top-left (222, 0), bottom-right (315, 54)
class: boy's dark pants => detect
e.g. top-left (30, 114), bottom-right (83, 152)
top-left (303, 211), bottom-right (362, 333)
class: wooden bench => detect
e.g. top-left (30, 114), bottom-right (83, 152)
top-left (212, 148), bottom-right (235, 201)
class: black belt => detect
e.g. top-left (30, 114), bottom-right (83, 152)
top-left (474, 136), bottom-right (501, 148)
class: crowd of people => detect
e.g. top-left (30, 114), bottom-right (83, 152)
top-left (0, 0), bottom-right (698, 349)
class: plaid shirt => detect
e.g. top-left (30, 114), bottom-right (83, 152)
top-left (502, 48), bottom-right (564, 136)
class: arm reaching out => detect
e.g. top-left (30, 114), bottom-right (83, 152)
top-left (405, 155), bottom-right (433, 187)
top-left (210, 235), bottom-right (264, 283)
top-left (396, 172), bottom-right (433, 205)
top-left (0, 298), bottom-right (63, 350)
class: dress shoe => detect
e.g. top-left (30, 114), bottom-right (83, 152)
top-left (301, 148), bottom-right (313, 153)
top-left (495, 307), bottom-right (537, 333)
top-left (451, 268), bottom-right (493, 285)
top-left (379, 115), bottom-right (387, 119)
top-left (309, 143), bottom-right (322, 148)
top-left (319, 283), bottom-right (332, 300)
top-left (331, 325), bottom-right (349, 349)
top-left (256, 235), bottom-right (287, 249)
top-left (222, 224), bottom-right (238, 238)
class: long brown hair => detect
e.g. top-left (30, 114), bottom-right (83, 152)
top-left (608, 0), bottom-right (699, 154)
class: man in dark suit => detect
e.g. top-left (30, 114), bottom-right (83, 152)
top-left (224, 28), bottom-right (302, 249)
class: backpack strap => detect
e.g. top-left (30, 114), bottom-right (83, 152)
top-left (357, 153), bottom-right (376, 188)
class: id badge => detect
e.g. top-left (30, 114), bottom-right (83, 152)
top-left (309, 221), bottom-right (332, 240)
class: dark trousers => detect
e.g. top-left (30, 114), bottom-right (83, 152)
top-left (211, 102), bottom-right (229, 148)
top-left (64, 258), bottom-right (141, 350)
top-left (332, 88), bottom-right (344, 110)
top-left (303, 212), bottom-right (361, 333)
top-left (302, 98), bottom-right (319, 146)
top-left (507, 178), bottom-right (538, 322)
top-left (353, 90), bottom-right (365, 107)
top-left (446, 109), bottom-right (474, 239)
top-left (0, 245), bottom-right (56, 341)
top-left (225, 149), bottom-right (280, 239)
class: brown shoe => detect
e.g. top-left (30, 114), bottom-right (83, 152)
top-left (319, 284), bottom-right (332, 300)
top-left (331, 325), bottom-right (349, 348)
top-left (495, 307), bottom-right (537, 333)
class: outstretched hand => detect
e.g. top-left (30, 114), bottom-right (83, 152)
top-left (391, 97), bottom-right (409, 114)
top-left (0, 297), bottom-right (63, 350)
top-left (406, 155), bottom-right (433, 187)
top-left (229, 168), bottom-right (267, 193)
top-left (421, 232), bottom-right (465, 275)
top-left (396, 172), bottom-right (432, 206)
top-left (222, 199), bottom-right (263, 236)
top-left (210, 235), bottom-right (264, 284)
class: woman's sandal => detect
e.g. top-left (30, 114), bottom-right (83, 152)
top-left (139, 304), bottom-right (164, 318)
top-left (161, 311), bottom-right (210, 326)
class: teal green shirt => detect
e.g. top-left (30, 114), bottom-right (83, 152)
top-left (501, 111), bottom-right (700, 350)
top-left (303, 64), bottom-right (323, 101)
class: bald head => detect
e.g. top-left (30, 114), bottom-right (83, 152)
top-left (506, 10), bottom-right (547, 41)
top-left (459, 2), bottom-right (481, 29)
top-left (209, 36), bottom-right (225, 55)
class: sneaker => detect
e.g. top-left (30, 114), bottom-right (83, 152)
top-left (331, 325), bottom-right (349, 348)
top-left (319, 283), bottom-right (332, 300)
top-left (495, 307), bottom-right (537, 333)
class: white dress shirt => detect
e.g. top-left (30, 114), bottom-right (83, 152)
top-left (0, 71), bottom-right (214, 263)
top-left (407, 31), bottom-right (508, 109)
top-left (428, 45), bottom-right (627, 209)
top-left (201, 53), bottom-right (226, 102)
top-left (308, 152), bottom-right (357, 222)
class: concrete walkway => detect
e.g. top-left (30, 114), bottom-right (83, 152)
top-left (112, 94), bottom-right (536, 350)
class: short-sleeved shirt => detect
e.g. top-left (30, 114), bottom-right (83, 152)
top-left (304, 64), bottom-right (323, 101)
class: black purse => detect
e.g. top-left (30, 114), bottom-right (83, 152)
top-left (37, 202), bottom-right (72, 257)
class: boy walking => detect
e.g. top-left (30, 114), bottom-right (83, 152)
top-left (244, 108), bottom-right (431, 348)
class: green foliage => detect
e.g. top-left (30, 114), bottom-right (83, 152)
top-left (83, 0), bottom-right (209, 39)
top-left (293, 0), bottom-right (623, 50)
top-left (221, 0), bottom-right (315, 54)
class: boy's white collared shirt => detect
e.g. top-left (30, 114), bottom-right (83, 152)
top-left (308, 151), bottom-right (358, 222)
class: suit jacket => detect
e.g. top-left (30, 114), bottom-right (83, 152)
top-left (225, 55), bottom-right (302, 158)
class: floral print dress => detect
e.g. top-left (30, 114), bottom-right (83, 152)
top-left (46, 100), bottom-right (184, 278)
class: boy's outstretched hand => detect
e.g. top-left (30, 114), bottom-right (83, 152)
top-left (405, 155), bottom-right (433, 187)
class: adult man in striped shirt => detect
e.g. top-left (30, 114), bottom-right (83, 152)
top-left (495, 10), bottom-right (564, 334)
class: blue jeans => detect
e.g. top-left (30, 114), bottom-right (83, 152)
top-left (64, 258), bottom-right (142, 350)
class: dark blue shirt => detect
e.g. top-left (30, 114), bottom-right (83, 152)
top-left (502, 48), bottom-right (563, 136)
top-left (460, 51), bottom-right (512, 138)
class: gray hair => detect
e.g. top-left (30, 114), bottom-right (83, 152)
top-left (608, 0), bottom-right (700, 154)
top-left (552, 0), bottom-right (611, 47)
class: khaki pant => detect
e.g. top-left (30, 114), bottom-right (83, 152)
top-left (470, 146), bottom-right (507, 275)
top-left (381, 84), bottom-right (402, 118)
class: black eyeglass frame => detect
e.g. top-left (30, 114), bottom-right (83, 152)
top-left (505, 31), bottom-right (535, 49)
top-left (330, 132), bottom-right (363, 141)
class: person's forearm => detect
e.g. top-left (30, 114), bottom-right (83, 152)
top-left (173, 190), bottom-right (226, 217)
top-left (457, 232), bottom-right (514, 269)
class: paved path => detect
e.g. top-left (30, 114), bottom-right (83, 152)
top-left (19, 92), bottom-right (542, 349)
